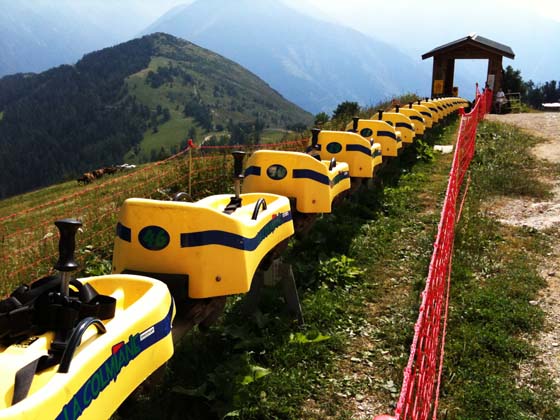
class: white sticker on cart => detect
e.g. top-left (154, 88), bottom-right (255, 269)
top-left (140, 326), bottom-right (155, 341)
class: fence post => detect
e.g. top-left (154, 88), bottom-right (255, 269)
top-left (188, 139), bottom-right (193, 196)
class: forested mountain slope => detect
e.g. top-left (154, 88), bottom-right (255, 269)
top-left (0, 33), bottom-right (311, 198)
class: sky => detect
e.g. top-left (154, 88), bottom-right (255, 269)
top-left (125, 0), bottom-right (560, 23)
top-left (5, 0), bottom-right (559, 98)
top-left (59, 0), bottom-right (560, 37)
top-left (132, 0), bottom-right (560, 84)
top-left (284, 0), bottom-right (560, 96)
top-left (286, 0), bottom-right (560, 25)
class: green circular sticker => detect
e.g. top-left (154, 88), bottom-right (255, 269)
top-left (139, 226), bottom-right (170, 251)
top-left (326, 142), bottom-right (342, 154)
top-left (360, 128), bottom-right (373, 137)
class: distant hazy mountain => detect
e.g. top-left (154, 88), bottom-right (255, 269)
top-left (0, 2), bottom-right (105, 75)
top-left (289, 0), bottom-right (560, 96)
top-left (144, 0), bottom-right (428, 112)
top-left (0, 33), bottom-right (311, 198)
top-left (0, 0), bottom-right (188, 76)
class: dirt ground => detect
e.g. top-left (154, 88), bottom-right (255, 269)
top-left (485, 112), bottom-right (560, 386)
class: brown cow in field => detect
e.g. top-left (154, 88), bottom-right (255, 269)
top-left (77, 172), bottom-right (95, 184)
top-left (92, 169), bottom-right (105, 178)
top-left (77, 165), bottom-right (123, 185)
top-left (103, 166), bottom-right (118, 175)
top-left (77, 166), bottom-right (120, 184)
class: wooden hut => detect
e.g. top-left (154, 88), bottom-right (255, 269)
top-left (422, 33), bottom-right (515, 97)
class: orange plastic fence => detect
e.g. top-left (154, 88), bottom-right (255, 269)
top-left (0, 138), bottom-right (308, 292)
top-left (374, 90), bottom-right (491, 420)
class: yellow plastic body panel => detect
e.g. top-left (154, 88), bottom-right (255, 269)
top-left (447, 99), bottom-right (458, 113)
top-left (345, 119), bottom-right (402, 157)
top-left (441, 98), bottom-right (453, 114)
top-left (437, 99), bottom-right (450, 116)
top-left (112, 194), bottom-right (294, 299)
top-left (243, 150), bottom-right (351, 213)
top-left (428, 98), bottom-right (467, 117)
top-left (435, 99), bottom-right (451, 116)
top-left (371, 112), bottom-right (415, 144)
top-left (430, 99), bottom-right (446, 117)
top-left (420, 101), bottom-right (443, 123)
top-left (314, 130), bottom-right (381, 178)
top-left (392, 108), bottom-right (426, 135)
top-left (450, 98), bottom-right (468, 112)
top-left (445, 98), bottom-right (462, 112)
top-left (411, 104), bottom-right (433, 128)
top-left (0, 274), bottom-right (174, 420)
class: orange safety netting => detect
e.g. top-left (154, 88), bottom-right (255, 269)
top-left (375, 89), bottom-right (492, 420)
top-left (0, 138), bottom-right (308, 291)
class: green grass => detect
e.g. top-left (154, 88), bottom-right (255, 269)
top-left (0, 179), bottom-right (79, 218)
top-left (123, 54), bottom-right (313, 162)
top-left (471, 121), bottom-right (552, 198)
top-left (3, 110), bottom-right (558, 419)
top-left (113, 120), bottom-right (460, 419)
top-left (438, 120), bottom-right (560, 419)
top-left (125, 57), bottom-right (199, 161)
top-left (260, 128), bottom-right (294, 144)
top-left (114, 117), bottom-right (560, 420)
top-left (127, 115), bottom-right (194, 162)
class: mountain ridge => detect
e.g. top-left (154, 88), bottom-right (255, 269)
top-left (143, 0), bottom-right (428, 113)
top-left (0, 33), bottom-right (312, 199)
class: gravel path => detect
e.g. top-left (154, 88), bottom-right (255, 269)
top-left (485, 112), bottom-right (560, 386)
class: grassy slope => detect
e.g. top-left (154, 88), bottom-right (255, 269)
top-left (123, 56), bottom-right (304, 161)
top-left (123, 36), bottom-right (313, 162)
top-left (0, 179), bottom-right (81, 219)
top-left (113, 121), bottom-right (460, 419)
top-left (3, 111), bottom-right (557, 418)
top-left (124, 57), bottom-right (301, 160)
top-left (439, 121), bottom-right (560, 419)
top-left (0, 158), bottom-right (187, 290)
top-left (114, 119), bottom-right (560, 420)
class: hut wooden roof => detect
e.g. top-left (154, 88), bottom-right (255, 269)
top-left (422, 33), bottom-right (515, 60)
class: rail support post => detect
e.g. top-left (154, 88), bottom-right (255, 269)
top-left (242, 261), bottom-right (304, 325)
top-left (279, 261), bottom-right (304, 325)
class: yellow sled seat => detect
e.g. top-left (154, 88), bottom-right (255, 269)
top-left (455, 98), bottom-right (469, 111)
top-left (0, 274), bottom-right (174, 420)
top-left (448, 98), bottom-right (463, 112)
top-left (313, 129), bottom-right (382, 178)
top-left (375, 112), bottom-right (415, 144)
top-left (420, 100), bottom-right (442, 123)
top-left (391, 108), bottom-right (426, 135)
top-left (446, 98), bottom-right (458, 113)
top-left (442, 98), bottom-right (454, 112)
top-left (112, 194), bottom-right (294, 299)
top-left (346, 119), bottom-right (402, 157)
top-left (411, 104), bottom-right (434, 128)
top-left (434, 98), bottom-right (449, 116)
top-left (243, 150), bottom-right (351, 213)
top-left (435, 99), bottom-right (451, 117)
